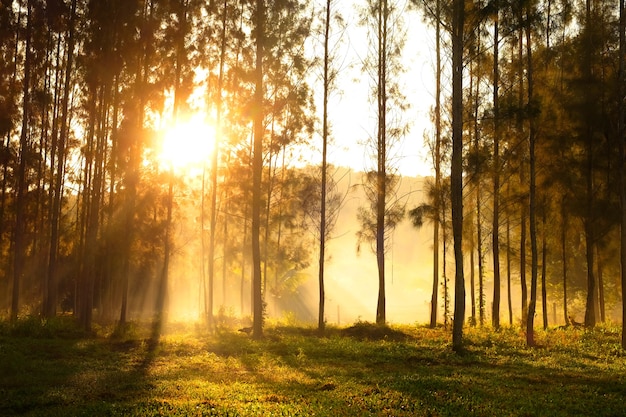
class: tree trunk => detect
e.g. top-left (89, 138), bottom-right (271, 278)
top-left (451, 0), bottom-right (465, 352)
top-left (583, 0), bottom-right (596, 329)
top-left (491, 1), bottom-right (501, 330)
top-left (541, 204), bottom-right (548, 329)
top-left (596, 247), bottom-right (605, 322)
top-left (618, 0), bottom-right (626, 349)
top-left (207, 0), bottom-right (228, 330)
top-left (506, 192), bottom-right (513, 326)
top-left (470, 240), bottom-right (476, 326)
top-left (252, 0), bottom-right (265, 339)
top-left (374, 0), bottom-right (389, 326)
top-left (471, 51), bottom-right (485, 328)
top-left (561, 199), bottom-right (569, 325)
top-left (526, 4), bottom-right (539, 346)
top-left (318, 0), bottom-right (333, 332)
top-left (442, 192), bottom-right (449, 328)
top-left (46, 0), bottom-right (77, 318)
top-left (429, 0), bottom-right (442, 330)
top-left (155, 175), bottom-right (173, 337)
top-left (11, 0), bottom-right (33, 322)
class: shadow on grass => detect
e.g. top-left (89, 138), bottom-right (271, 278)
top-left (0, 315), bottom-right (173, 416)
top-left (2, 320), bottom-right (625, 416)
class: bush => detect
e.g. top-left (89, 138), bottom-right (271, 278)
top-left (0, 315), bottom-right (85, 339)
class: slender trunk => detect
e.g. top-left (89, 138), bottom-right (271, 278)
top-left (429, 0), bottom-right (442, 329)
top-left (618, 0), bottom-right (626, 349)
top-left (491, 2), bottom-right (501, 330)
top-left (252, 0), bottom-right (265, 339)
top-left (374, 0), bottom-right (388, 326)
top-left (46, 0), bottom-right (77, 318)
top-left (207, 0), bottom-right (228, 329)
top-left (541, 205), bottom-right (548, 329)
top-left (0, 1), bottom-right (23, 277)
top-left (583, 0), bottom-right (596, 328)
top-left (12, 0), bottom-right (33, 322)
top-left (596, 247), bottom-right (605, 322)
top-left (472, 52), bottom-right (485, 327)
top-left (318, 0), bottom-right (332, 332)
top-left (155, 176), bottom-right (173, 335)
top-left (506, 190), bottom-right (513, 326)
top-left (526, 5), bottom-right (539, 346)
top-left (561, 200), bottom-right (569, 325)
top-left (451, 0), bottom-right (465, 352)
top-left (81, 87), bottom-right (104, 332)
top-left (443, 193), bottom-right (449, 328)
top-left (201, 166), bottom-right (207, 319)
top-left (518, 24), bottom-right (528, 327)
top-left (470, 240), bottom-right (476, 326)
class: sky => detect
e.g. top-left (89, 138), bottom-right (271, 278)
top-left (313, 0), bottom-right (437, 178)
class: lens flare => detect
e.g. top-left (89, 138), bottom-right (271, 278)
top-left (159, 114), bottom-right (215, 171)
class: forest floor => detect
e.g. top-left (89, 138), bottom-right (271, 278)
top-left (1, 317), bottom-right (625, 416)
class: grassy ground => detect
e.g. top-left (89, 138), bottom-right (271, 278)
top-left (1, 318), bottom-right (625, 416)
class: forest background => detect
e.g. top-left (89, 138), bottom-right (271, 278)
top-left (0, 0), bottom-right (625, 346)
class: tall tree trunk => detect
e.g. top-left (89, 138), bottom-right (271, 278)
top-left (596, 247), bottom-right (605, 322)
top-left (375, 0), bottom-right (389, 326)
top-left (12, 0), bottom-right (33, 322)
top-left (618, 0), bottom-right (626, 349)
top-left (252, 0), bottom-right (265, 339)
top-left (518, 23), bottom-right (528, 327)
top-left (207, 0), bottom-right (228, 330)
top-left (81, 87), bottom-right (105, 333)
top-left (561, 200), bottom-right (569, 325)
top-left (470, 239), bottom-right (476, 326)
top-left (526, 3), bottom-right (539, 346)
top-left (429, 0), bottom-right (441, 329)
top-left (155, 174), bottom-right (173, 337)
top-left (0, 1), bottom-right (23, 279)
top-left (583, 0), bottom-right (596, 328)
top-left (318, 0), bottom-right (332, 332)
top-left (471, 51), bottom-right (485, 327)
top-left (442, 194), bottom-right (449, 328)
top-left (541, 203), bottom-right (548, 329)
top-left (506, 188), bottom-right (513, 326)
top-left (451, 0), bottom-right (465, 352)
top-left (46, 0), bottom-right (77, 318)
top-left (491, 1), bottom-right (501, 330)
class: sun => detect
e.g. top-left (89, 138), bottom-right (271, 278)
top-left (158, 114), bottom-right (216, 172)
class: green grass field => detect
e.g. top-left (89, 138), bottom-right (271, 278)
top-left (1, 318), bottom-right (625, 416)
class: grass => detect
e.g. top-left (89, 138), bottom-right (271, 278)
top-left (1, 317), bottom-right (625, 416)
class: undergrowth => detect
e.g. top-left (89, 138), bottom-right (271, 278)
top-left (0, 318), bottom-right (624, 416)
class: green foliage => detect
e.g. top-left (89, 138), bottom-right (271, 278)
top-left (1, 323), bottom-right (625, 416)
top-left (0, 316), bottom-right (85, 339)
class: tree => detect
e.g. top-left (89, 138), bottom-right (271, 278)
top-left (491, 0), bottom-right (501, 330)
top-left (45, 0), bottom-right (78, 319)
top-left (358, 0), bottom-right (409, 326)
top-left (206, 0), bottom-right (230, 330)
top-left (318, 0), bottom-right (332, 333)
top-left (610, 0), bottom-right (626, 343)
top-left (412, 0), bottom-right (445, 329)
top-left (620, 0), bottom-right (626, 350)
top-left (316, 0), bottom-right (345, 332)
top-left (525, 0), bottom-right (539, 347)
top-left (451, 0), bottom-right (465, 351)
top-left (409, 177), bottom-right (451, 326)
top-left (252, 0), bottom-right (265, 339)
top-left (12, 0), bottom-right (34, 322)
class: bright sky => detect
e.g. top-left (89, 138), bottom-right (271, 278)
top-left (318, 0), bottom-right (436, 178)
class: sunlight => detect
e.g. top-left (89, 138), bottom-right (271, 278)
top-left (158, 114), bottom-right (216, 172)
